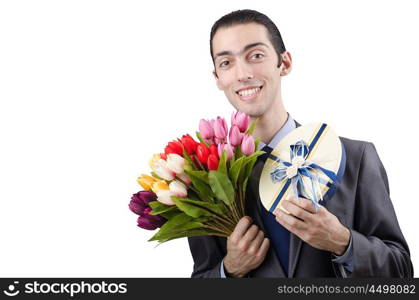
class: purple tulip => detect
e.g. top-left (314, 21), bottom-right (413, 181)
top-left (213, 117), bottom-right (228, 140)
top-left (199, 119), bottom-right (214, 140)
top-left (218, 143), bottom-right (235, 160)
top-left (229, 125), bottom-right (244, 147)
top-left (137, 207), bottom-right (166, 230)
top-left (129, 191), bottom-right (166, 230)
top-left (231, 111), bottom-right (250, 132)
top-left (129, 191), bottom-right (157, 215)
top-left (241, 134), bottom-right (255, 155)
top-left (129, 201), bottom-right (145, 215)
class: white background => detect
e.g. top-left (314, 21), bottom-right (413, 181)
top-left (0, 0), bottom-right (418, 277)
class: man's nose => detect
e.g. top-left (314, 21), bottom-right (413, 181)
top-left (235, 61), bottom-right (253, 82)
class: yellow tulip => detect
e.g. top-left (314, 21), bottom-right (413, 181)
top-left (137, 174), bottom-right (158, 191)
top-left (149, 154), bottom-right (162, 169)
top-left (151, 180), bottom-right (170, 193)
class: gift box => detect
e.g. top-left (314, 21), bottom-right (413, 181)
top-left (259, 123), bottom-right (346, 213)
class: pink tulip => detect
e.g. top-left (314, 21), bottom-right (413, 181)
top-left (229, 125), bottom-right (244, 147)
top-left (213, 117), bottom-right (228, 140)
top-left (231, 111), bottom-right (250, 132)
top-left (214, 137), bottom-right (224, 145)
top-left (241, 134), bottom-right (255, 155)
top-left (199, 119), bottom-right (214, 140)
top-left (218, 143), bottom-right (235, 160)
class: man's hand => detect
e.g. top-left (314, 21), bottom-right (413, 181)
top-left (274, 197), bottom-right (350, 255)
top-left (223, 216), bottom-right (270, 278)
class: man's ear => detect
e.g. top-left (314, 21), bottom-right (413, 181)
top-left (213, 70), bottom-right (223, 90)
top-left (279, 51), bottom-right (292, 76)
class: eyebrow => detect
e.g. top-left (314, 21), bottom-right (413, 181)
top-left (214, 42), bottom-right (269, 61)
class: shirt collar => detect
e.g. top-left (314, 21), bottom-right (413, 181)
top-left (258, 113), bottom-right (295, 150)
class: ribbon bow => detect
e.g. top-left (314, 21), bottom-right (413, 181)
top-left (269, 140), bottom-right (339, 211)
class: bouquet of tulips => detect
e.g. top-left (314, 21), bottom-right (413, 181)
top-left (128, 111), bottom-right (264, 243)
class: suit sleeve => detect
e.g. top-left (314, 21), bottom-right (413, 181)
top-left (351, 142), bottom-right (413, 277)
top-left (187, 235), bottom-right (226, 278)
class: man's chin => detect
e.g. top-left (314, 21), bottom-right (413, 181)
top-left (228, 99), bottom-right (266, 118)
top-left (237, 106), bottom-right (265, 119)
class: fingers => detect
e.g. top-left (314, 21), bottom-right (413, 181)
top-left (281, 199), bottom-right (314, 221)
top-left (256, 238), bottom-right (270, 258)
top-left (274, 208), bottom-right (307, 231)
top-left (225, 216), bottom-right (270, 277)
top-left (247, 230), bottom-right (265, 254)
top-left (230, 216), bottom-right (253, 243)
top-left (230, 216), bottom-right (268, 254)
top-left (289, 197), bottom-right (317, 214)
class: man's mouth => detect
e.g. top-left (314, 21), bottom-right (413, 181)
top-left (235, 85), bottom-right (263, 100)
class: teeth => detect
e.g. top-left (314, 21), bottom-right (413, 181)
top-left (238, 87), bottom-right (260, 97)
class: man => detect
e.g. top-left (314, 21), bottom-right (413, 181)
top-left (187, 9), bottom-right (413, 277)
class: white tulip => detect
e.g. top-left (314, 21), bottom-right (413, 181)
top-left (176, 172), bottom-right (191, 184)
top-left (169, 180), bottom-right (188, 198)
top-left (151, 159), bottom-right (175, 181)
top-left (166, 154), bottom-right (185, 174)
top-left (156, 190), bottom-right (175, 206)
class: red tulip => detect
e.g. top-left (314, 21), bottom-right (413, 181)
top-left (180, 134), bottom-right (199, 155)
top-left (209, 144), bottom-right (218, 158)
top-left (164, 140), bottom-right (183, 156)
top-left (207, 154), bottom-right (219, 170)
top-left (196, 143), bottom-right (210, 164)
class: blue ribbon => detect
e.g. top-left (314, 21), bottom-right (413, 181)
top-left (267, 124), bottom-right (340, 212)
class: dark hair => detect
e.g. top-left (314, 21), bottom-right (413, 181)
top-left (210, 9), bottom-right (286, 71)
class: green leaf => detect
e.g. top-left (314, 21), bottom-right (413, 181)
top-left (148, 213), bottom-right (203, 241)
top-left (242, 177), bottom-right (249, 195)
top-left (185, 170), bottom-right (213, 198)
top-left (186, 170), bottom-right (209, 184)
top-left (245, 117), bottom-right (259, 135)
top-left (154, 228), bottom-right (225, 243)
top-left (159, 210), bottom-right (181, 220)
top-left (182, 148), bottom-right (198, 171)
top-left (239, 150), bottom-right (265, 173)
top-left (217, 150), bottom-right (227, 175)
top-left (195, 131), bottom-right (210, 147)
top-left (149, 201), bottom-right (177, 215)
top-left (208, 170), bottom-right (235, 205)
top-left (254, 137), bottom-right (261, 153)
top-left (173, 197), bottom-right (226, 218)
top-left (239, 155), bottom-right (259, 193)
top-left (229, 156), bottom-right (245, 186)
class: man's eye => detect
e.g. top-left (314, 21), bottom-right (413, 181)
top-left (251, 53), bottom-right (264, 60)
top-left (219, 61), bottom-right (230, 68)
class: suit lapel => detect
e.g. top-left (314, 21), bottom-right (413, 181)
top-left (247, 119), bottom-right (304, 277)
top-left (287, 120), bottom-right (303, 277)
top-left (288, 233), bottom-right (303, 277)
top-left (246, 156), bottom-right (286, 277)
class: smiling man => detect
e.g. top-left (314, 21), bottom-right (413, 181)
top-left (187, 9), bottom-right (413, 278)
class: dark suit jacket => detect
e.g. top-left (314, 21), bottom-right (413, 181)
top-left (187, 122), bottom-right (414, 277)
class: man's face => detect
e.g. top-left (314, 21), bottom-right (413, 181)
top-left (212, 22), bottom-right (288, 118)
